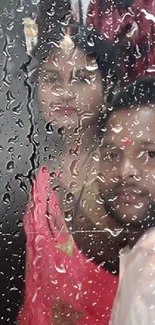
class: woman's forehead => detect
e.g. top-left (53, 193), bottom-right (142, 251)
top-left (42, 47), bottom-right (98, 70)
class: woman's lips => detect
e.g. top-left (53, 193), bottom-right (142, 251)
top-left (52, 105), bottom-right (76, 116)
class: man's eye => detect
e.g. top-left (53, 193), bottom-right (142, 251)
top-left (147, 151), bottom-right (155, 158)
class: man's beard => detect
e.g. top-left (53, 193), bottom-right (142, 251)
top-left (103, 196), bottom-right (155, 229)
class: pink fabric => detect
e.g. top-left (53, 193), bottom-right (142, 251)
top-left (87, 0), bottom-right (155, 82)
top-left (18, 166), bottom-right (118, 325)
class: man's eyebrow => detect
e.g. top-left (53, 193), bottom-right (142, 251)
top-left (100, 140), bottom-right (155, 148)
top-left (140, 140), bottom-right (155, 146)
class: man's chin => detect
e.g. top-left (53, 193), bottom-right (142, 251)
top-left (105, 203), bottom-right (148, 227)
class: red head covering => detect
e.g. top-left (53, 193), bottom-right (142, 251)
top-left (18, 167), bottom-right (118, 325)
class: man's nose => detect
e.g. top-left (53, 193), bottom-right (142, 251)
top-left (119, 156), bottom-right (141, 180)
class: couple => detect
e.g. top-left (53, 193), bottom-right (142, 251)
top-left (19, 14), bottom-right (155, 325)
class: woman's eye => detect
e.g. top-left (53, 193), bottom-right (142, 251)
top-left (103, 151), bottom-right (119, 162)
top-left (73, 70), bottom-right (93, 84)
top-left (74, 76), bottom-right (90, 83)
top-left (43, 72), bottom-right (60, 84)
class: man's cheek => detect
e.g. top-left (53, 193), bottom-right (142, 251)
top-left (98, 180), bottom-right (113, 195)
top-left (145, 174), bottom-right (155, 188)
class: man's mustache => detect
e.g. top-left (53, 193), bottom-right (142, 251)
top-left (99, 182), bottom-right (150, 201)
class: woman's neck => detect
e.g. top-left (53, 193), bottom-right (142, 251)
top-left (59, 124), bottom-right (97, 154)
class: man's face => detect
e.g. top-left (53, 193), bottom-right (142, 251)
top-left (99, 106), bottom-right (155, 228)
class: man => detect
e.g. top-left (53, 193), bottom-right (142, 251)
top-left (98, 77), bottom-right (155, 325)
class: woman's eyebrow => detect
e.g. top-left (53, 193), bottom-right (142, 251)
top-left (74, 68), bottom-right (95, 74)
top-left (100, 141), bottom-right (116, 148)
top-left (43, 68), bottom-right (60, 73)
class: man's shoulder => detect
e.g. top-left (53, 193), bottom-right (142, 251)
top-left (137, 227), bottom-right (155, 253)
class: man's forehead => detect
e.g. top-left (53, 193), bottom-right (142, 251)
top-left (103, 107), bottom-right (155, 144)
top-left (107, 108), bottom-right (155, 131)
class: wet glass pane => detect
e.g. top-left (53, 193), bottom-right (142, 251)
top-left (0, 0), bottom-right (155, 324)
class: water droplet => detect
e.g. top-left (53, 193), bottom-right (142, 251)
top-left (69, 181), bottom-right (78, 192)
top-left (32, 0), bottom-right (40, 4)
top-left (45, 121), bottom-right (53, 134)
top-left (8, 146), bottom-right (14, 153)
top-left (3, 193), bottom-right (11, 204)
top-left (87, 35), bottom-right (95, 47)
top-left (131, 215), bottom-right (138, 220)
top-left (6, 160), bottom-right (14, 172)
top-left (0, 109), bottom-right (4, 118)
top-left (92, 168), bottom-right (97, 175)
top-left (60, 13), bottom-right (72, 26)
top-left (10, 286), bottom-right (18, 291)
top-left (112, 125), bottom-right (123, 133)
top-left (52, 185), bottom-right (60, 192)
top-left (134, 203), bottom-right (144, 209)
top-left (16, 0), bottom-right (24, 12)
top-left (5, 182), bottom-right (11, 191)
top-left (47, 6), bottom-right (55, 17)
top-left (16, 118), bottom-right (24, 128)
top-left (96, 194), bottom-right (104, 205)
top-left (49, 171), bottom-right (56, 179)
top-left (137, 131), bottom-right (143, 138)
top-left (64, 209), bottom-right (73, 222)
top-left (69, 159), bottom-right (79, 176)
top-left (97, 172), bottom-right (106, 183)
top-left (54, 262), bottom-right (66, 274)
top-left (16, 220), bottom-right (23, 227)
top-left (8, 136), bottom-right (19, 143)
top-left (92, 152), bottom-right (99, 162)
top-left (12, 103), bottom-right (23, 115)
top-left (81, 198), bottom-right (86, 208)
top-left (66, 192), bottom-right (74, 204)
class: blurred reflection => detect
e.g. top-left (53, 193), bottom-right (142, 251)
top-left (17, 16), bottom-right (125, 324)
top-left (87, 0), bottom-right (155, 83)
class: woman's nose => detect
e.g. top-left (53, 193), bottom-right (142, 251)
top-left (62, 79), bottom-right (77, 100)
top-left (62, 87), bottom-right (76, 101)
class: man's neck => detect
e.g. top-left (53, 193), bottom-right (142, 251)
top-left (126, 227), bottom-right (150, 249)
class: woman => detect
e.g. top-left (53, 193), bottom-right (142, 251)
top-left (87, 0), bottom-right (155, 83)
top-left (18, 18), bottom-right (124, 325)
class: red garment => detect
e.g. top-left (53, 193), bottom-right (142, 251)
top-left (18, 167), bottom-right (118, 325)
top-left (87, 0), bottom-right (155, 82)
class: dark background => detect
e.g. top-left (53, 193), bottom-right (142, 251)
top-left (0, 0), bottom-right (71, 323)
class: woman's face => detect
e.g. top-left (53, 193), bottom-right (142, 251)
top-left (37, 45), bottom-right (103, 128)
